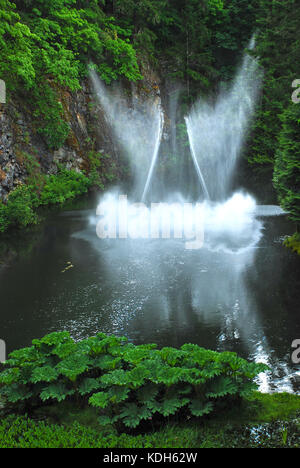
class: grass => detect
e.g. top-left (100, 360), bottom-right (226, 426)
top-left (0, 392), bottom-right (299, 448)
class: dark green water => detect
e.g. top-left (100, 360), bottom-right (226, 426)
top-left (0, 195), bottom-right (299, 393)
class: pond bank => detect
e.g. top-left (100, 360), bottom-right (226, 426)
top-left (0, 392), bottom-right (299, 448)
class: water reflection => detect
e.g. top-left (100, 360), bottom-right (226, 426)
top-left (70, 202), bottom-right (299, 393)
top-left (0, 203), bottom-right (299, 394)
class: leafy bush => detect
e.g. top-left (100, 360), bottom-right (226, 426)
top-left (37, 167), bottom-right (91, 206)
top-left (0, 185), bottom-right (38, 232)
top-left (32, 84), bottom-right (71, 150)
top-left (0, 168), bottom-right (91, 233)
top-left (0, 331), bottom-right (269, 429)
top-left (87, 150), bottom-right (117, 189)
top-left (0, 0), bottom-right (142, 149)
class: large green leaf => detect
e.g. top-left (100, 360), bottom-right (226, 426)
top-left (89, 391), bottom-right (110, 409)
top-left (56, 354), bottom-right (91, 381)
top-left (78, 378), bottom-right (101, 396)
top-left (189, 400), bottom-right (214, 417)
top-left (40, 383), bottom-right (75, 402)
top-left (0, 383), bottom-right (33, 403)
top-left (119, 403), bottom-right (152, 428)
top-left (205, 376), bottom-right (238, 399)
top-left (30, 366), bottom-right (59, 383)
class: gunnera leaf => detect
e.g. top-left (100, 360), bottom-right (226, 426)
top-left (136, 383), bottom-right (159, 405)
top-left (205, 376), bottom-right (238, 399)
top-left (94, 355), bottom-right (122, 371)
top-left (1, 383), bottom-right (33, 403)
top-left (89, 391), bottom-right (110, 409)
top-left (56, 354), bottom-right (91, 381)
top-left (189, 400), bottom-right (214, 417)
top-left (153, 397), bottom-right (189, 417)
top-left (109, 386), bottom-right (130, 404)
top-left (78, 378), bottom-right (101, 396)
top-left (119, 403), bottom-right (152, 428)
top-left (30, 366), bottom-right (59, 383)
top-left (40, 383), bottom-right (75, 402)
top-left (0, 368), bottom-right (20, 385)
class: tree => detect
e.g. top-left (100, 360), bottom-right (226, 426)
top-left (249, 0), bottom-right (300, 168)
top-left (273, 103), bottom-right (300, 228)
top-left (0, 0), bottom-right (36, 90)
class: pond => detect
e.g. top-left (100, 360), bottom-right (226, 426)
top-left (0, 194), bottom-right (299, 394)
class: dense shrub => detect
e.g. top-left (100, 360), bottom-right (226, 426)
top-left (0, 331), bottom-right (269, 429)
top-left (0, 168), bottom-right (91, 233)
top-left (0, 185), bottom-right (38, 232)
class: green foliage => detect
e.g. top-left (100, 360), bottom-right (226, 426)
top-left (37, 167), bottom-right (90, 206)
top-left (0, 415), bottom-right (113, 448)
top-left (273, 103), bottom-right (300, 225)
top-left (0, 168), bottom-right (91, 233)
top-left (284, 233), bottom-right (300, 256)
top-left (86, 150), bottom-right (117, 189)
top-left (0, 185), bottom-right (38, 233)
top-left (32, 84), bottom-right (71, 149)
top-left (0, 402), bottom-right (299, 449)
top-left (0, 0), bottom-right (142, 149)
top-left (0, 0), bottom-right (36, 90)
top-left (249, 0), bottom-right (300, 168)
top-left (0, 331), bottom-right (269, 429)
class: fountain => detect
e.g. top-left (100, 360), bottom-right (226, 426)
top-left (89, 37), bottom-right (265, 251)
top-left (185, 37), bottom-right (262, 201)
top-left (89, 70), bottom-right (164, 202)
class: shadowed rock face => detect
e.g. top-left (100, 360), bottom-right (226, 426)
top-left (0, 82), bottom-right (99, 201)
top-left (0, 65), bottom-right (162, 203)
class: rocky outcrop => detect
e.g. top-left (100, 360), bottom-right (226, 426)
top-left (0, 67), bottom-right (162, 202)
